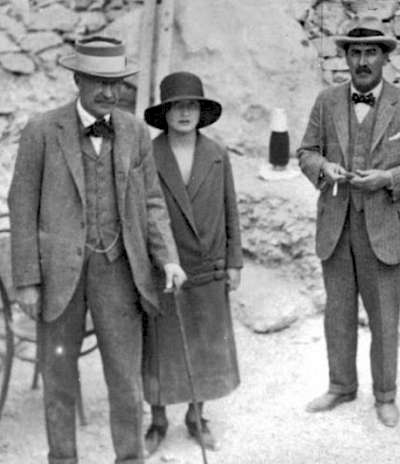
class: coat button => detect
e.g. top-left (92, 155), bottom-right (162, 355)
top-left (77, 247), bottom-right (83, 256)
top-left (80, 221), bottom-right (85, 229)
top-left (214, 270), bottom-right (225, 280)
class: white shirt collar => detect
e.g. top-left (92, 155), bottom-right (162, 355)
top-left (351, 80), bottom-right (383, 99)
top-left (76, 98), bottom-right (110, 128)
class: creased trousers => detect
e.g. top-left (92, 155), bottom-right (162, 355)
top-left (322, 204), bottom-right (400, 403)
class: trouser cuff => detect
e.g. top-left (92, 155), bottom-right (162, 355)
top-left (374, 389), bottom-right (396, 403)
top-left (115, 459), bottom-right (144, 464)
top-left (48, 455), bottom-right (78, 464)
top-left (329, 382), bottom-right (358, 395)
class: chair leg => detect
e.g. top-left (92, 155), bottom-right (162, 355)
top-left (31, 321), bottom-right (42, 390)
top-left (0, 287), bottom-right (14, 419)
top-left (77, 379), bottom-right (88, 426)
top-left (31, 360), bottom-right (40, 390)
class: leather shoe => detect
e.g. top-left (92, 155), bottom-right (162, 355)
top-left (185, 415), bottom-right (220, 451)
top-left (145, 422), bottom-right (168, 456)
top-left (306, 392), bottom-right (357, 413)
top-left (376, 402), bottom-right (399, 427)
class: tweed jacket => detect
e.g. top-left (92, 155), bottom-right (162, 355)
top-left (298, 80), bottom-right (400, 265)
top-left (8, 101), bottom-right (179, 322)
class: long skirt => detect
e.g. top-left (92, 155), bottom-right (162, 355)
top-left (142, 279), bottom-right (240, 405)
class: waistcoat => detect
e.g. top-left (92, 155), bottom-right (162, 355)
top-left (80, 131), bottom-right (123, 262)
top-left (348, 99), bottom-right (378, 211)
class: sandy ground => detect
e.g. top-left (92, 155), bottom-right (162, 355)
top-left (1, 263), bottom-right (400, 464)
top-left (0, 159), bottom-right (398, 464)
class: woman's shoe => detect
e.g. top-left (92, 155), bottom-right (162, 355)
top-left (145, 422), bottom-right (168, 456)
top-left (185, 415), bottom-right (220, 451)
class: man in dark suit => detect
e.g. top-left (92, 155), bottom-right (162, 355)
top-left (298, 16), bottom-right (400, 427)
top-left (8, 37), bottom-right (186, 464)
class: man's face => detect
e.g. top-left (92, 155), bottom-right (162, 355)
top-left (165, 99), bottom-right (201, 135)
top-left (346, 43), bottom-right (388, 93)
top-left (75, 73), bottom-right (122, 118)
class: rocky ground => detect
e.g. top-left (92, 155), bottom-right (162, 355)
top-left (1, 264), bottom-right (400, 464)
top-left (1, 158), bottom-right (400, 464)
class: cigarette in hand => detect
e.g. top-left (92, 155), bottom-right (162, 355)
top-left (332, 181), bottom-right (338, 196)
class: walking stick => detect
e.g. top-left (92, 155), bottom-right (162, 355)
top-left (173, 290), bottom-right (209, 464)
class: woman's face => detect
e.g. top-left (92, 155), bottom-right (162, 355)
top-left (165, 99), bottom-right (201, 135)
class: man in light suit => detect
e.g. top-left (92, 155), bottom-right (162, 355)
top-left (298, 16), bottom-right (400, 427)
top-left (8, 37), bottom-right (186, 464)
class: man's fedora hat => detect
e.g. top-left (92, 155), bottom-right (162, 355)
top-left (144, 71), bottom-right (222, 130)
top-left (59, 36), bottom-right (138, 79)
top-left (335, 16), bottom-right (397, 53)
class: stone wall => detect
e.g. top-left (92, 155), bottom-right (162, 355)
top-left (299, 0), bottom-right (400, 85)
top-left (0, 0), bottom-right (324, 210)
top-left (0, 0), bottom-right (397, 288)
top-left (0, 0), bottom-right (141, 208)
top-left (99, 0), bottom-right (323, 157)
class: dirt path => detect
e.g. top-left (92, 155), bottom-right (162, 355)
top-left (1, 264), bottom-right (400, 464)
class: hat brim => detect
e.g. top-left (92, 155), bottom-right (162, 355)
top-left (58, 55), bottom-right (139, 79)
top-left (145, 96), bottom-right (222, 130)
top-left (335, 35), bottom-right (397, 52)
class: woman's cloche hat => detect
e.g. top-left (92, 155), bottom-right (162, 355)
top-left (144, 71), bottom-right (222, 130)
top-left (335, 16), bottom-right (397, 53)
top-left (59, 36), bottom-right (138, 79)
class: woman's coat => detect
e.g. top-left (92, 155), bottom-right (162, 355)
top-left (143, 132), bottom-right (243, 404)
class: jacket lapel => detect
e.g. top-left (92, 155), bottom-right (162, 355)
top-left (56, 102), bottom-right (86, 206)
top-left (111, 109), bottom-right (133, 216)
top-left (154, 133), bottom-right (198, 235)
top-left (332, 83), bottom-right (350, 168)
top-left (371, 81), bottom-right (398, 154)
top-left (186, 134), bottom-right (219, 201)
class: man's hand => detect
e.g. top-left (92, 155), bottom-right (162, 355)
top-left (321, 161), bottom-right (349, 184)
top-left (15, 285), bottom-right (41, 320)
top-left (350, 169), bottom-right (392, 192)
top-left (164, 263), bottom-right (187, 293)
top-left (227, 268), bottom-right (241, 291)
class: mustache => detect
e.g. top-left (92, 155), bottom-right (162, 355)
top-left (356, 66), bottom-right (372, 74)
top-left (95, 96), bottom-right (117, 103)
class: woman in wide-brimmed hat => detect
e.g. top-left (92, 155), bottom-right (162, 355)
top-left (142, 71), bottom-right (243, 454)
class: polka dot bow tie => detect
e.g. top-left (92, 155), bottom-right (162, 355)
top-left (84, 118), bottom-right (114, 138)
top-left (351, 92), bottom-right (375, 106)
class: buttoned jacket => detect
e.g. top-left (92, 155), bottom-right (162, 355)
top-left (8, 101), bottom-right (179, 321)
top-left (298, 80), bottom-right (400, 264)
top-left (153, 132), bottom-right (243, 279)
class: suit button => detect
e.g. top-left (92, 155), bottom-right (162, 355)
top-left (214, 270), bottom-right (225, 280)
top-left (77, 247), bottom-right (83, 256)
top-left (214, 259), bottom-right (225, 270)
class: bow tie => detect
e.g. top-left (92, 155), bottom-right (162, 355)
top-left (351, 92), bottom-right (375, 106)
top-left (84, 118), bottom-right (114, 139)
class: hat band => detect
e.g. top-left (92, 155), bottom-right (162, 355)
top-left (76, 52), bottom-right (127, 74)
top-left (348, 28), bottom-right (385, 38)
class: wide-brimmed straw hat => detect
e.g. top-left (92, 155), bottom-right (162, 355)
top-left (335, 16), bottom-right (397, 53)
top-left (144, 72), bottom-right (222, 130)
top-left (59, 36), bottom-right (138, 79)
